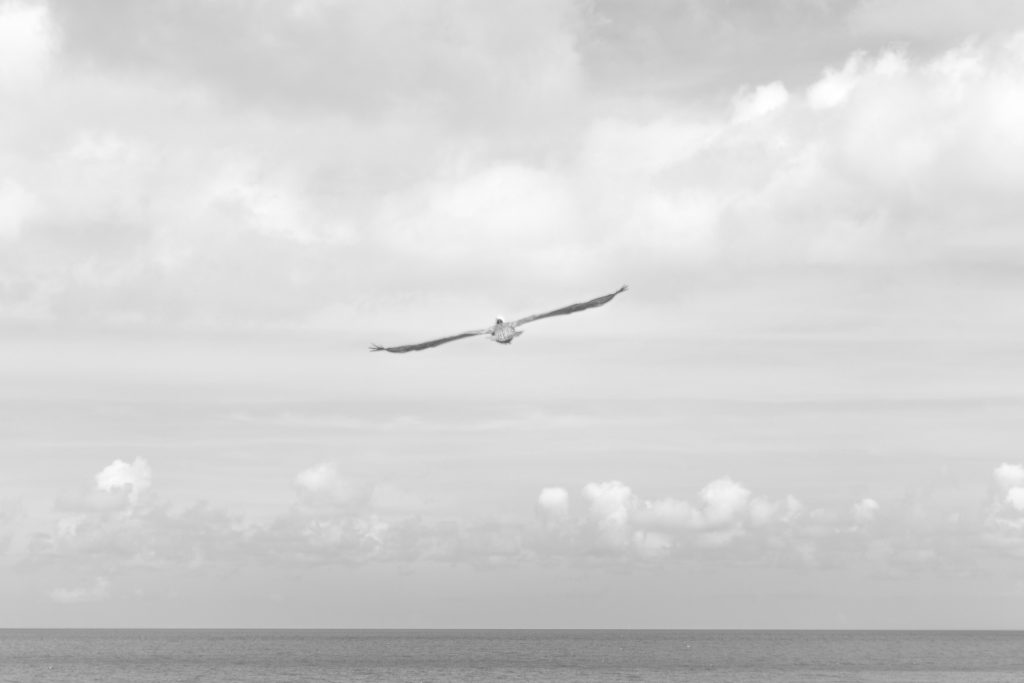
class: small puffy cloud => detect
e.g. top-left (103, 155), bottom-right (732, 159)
top-left (995, 464), bottom-right (1024, 514)
top-left (582, 481), bottom-right (631, 520)
top-left (807, 52), bottom-right (866, 109)
top-left (805, 51), bottom-right (908, 110)
top-left (295, 462), bottom-right (340, 492)
top-left (733, 81), bottom-right (789, 122)
top-left (294, 462), bottom-right (371, 509)
top-left (582, 480), bottom-right (634, 547)
top-left (0, 178), bottom-right (37, 240)
top-left (94, 457), bottom-right (151, 504)
top-left (853, 498), bottom-right (880, 523)
top-left (699, 478), bottom-right (751, 527)
top-left (985, 463), bottom-right (1024, 555)
top-left (749, 495), bottom-right (804, 527)
top-left (49, 576), bottom-right (110, 603)
top-left (1007, 487), bottom-right (1024, 512)
top-left (537, 487), bottom-right (569, 522)
top-left (994, 463), bottom-right (1024, 490)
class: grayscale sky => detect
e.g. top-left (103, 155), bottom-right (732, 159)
top-left (2, 0), bottom-right (1024, 628)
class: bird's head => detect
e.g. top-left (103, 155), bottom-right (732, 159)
top-left (495, 317), bottom-right (504, 324)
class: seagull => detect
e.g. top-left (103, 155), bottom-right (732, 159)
top-left (370, 285), bottom-right (628, 353)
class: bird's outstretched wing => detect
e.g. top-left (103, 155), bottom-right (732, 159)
top-left (369, 329), bottom-right (490, 353)
top-left (512, 285), bottom-right (628, 327)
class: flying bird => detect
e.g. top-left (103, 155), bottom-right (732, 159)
top-left (370, 285), bottom-right (628, 353)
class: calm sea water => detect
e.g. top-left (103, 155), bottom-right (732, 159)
top-left (1, 630), bottom-right (1022, 682)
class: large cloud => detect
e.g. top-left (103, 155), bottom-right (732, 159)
top-left (2, 2), bottom-right (1024, 337)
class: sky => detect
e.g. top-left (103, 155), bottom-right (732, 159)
top-left (2, 0), bottom-right (1024, 628)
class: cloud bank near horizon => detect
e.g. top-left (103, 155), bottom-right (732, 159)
top-left (3, 457), bottom-right (1020, 605)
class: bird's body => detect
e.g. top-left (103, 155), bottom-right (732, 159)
top-left (490, 320), bottom-right (523, 345)
top-left (370, 285), bottom-right (627, 353)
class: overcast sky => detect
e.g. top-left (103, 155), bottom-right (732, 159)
top-left (3, 0), bottom-right (1024, 628)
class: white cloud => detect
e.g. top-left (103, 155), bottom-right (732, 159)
top-left (3, 19), bottom-right (1024, 337)
top-left (206, 162), bottom-right (355, 245)
top-left (0, 0), bottom-right (55, 88)
top-left (538, 476), bottom-right (808, 558)
top-left (36, 460), bottom-right (514, 570)
top-left (582, 480), bottom-right (634, 548)
top-left (537, 487), bottom-right (569, 522)
top-left (749, 495), bottom-right (804, 527)
top-left (49, 577), bottom-right (110, 603)
top-left (25, 464), bottom-right (1023, 576)
top-left (380, 162), bottom-right (579, 278)
top-left (581, 117), bottom-right (720, 178)
top-left (294, 463), bottom-right (371, 508)
top-left (531, 474), bottom-right (982, 567)
top-left (294, 462), bottom-right (340, 492)
top-left (633, 497), bottom-right (700, 530)
top-left (985, 464), bottom-right (1024, 555)
top-left (297, 515), bottom-right (389, 555)
top-left (733, 81), bottom-right (789, 122)
top-left (853, 498), bottom-right (880, 523)
top-left (994, 463), bottom-right (1024, 490)
top-left (926, 42), bottom-right (987, 103)
top-left (95, 458), bottom-right (151, 504)
top-left (0, 178), bottom-right (36, 240)
top-left (807, 52), bottom-right (865, 109)
top-left (699, 478), bottom-right (751, 527)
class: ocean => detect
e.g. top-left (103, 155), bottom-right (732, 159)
top-left (1, 629), bottom-right (1022, 682)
